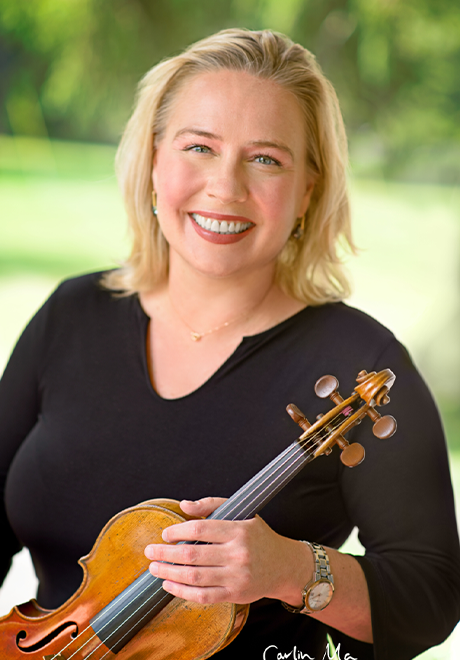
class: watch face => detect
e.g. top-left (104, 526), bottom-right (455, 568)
top-left (306, 580), bottom-right (334, 610)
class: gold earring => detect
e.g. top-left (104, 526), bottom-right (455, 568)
top-left (151, 191), bottom-right (158, 217)
top-left (292, 214), bottom-right (306, 240)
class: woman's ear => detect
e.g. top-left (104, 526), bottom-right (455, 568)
top-left (300, 179), bottom-right (316, 216)
top-left (151, 150), bottom-right (158, 191)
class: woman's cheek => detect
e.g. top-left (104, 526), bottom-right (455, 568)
top-left (159, 160), bottom-right (206, 209)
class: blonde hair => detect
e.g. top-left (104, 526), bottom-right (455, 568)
top-left (103, 28), bottom-right (354, 304)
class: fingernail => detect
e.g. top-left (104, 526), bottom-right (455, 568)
top-left (162, 529), bottom-right (169, 542)
top-left (182, 499), bottom-right (197, 505)
top-left (144, 545), bottom-right (154, 559)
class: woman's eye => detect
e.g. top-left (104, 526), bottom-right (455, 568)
top-left (254, 155), bottom-right (280, 166)
top-left (185, 145), bottom-right (211, 154)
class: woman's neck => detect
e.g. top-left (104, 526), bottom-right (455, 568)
top-left (139, 254), bottom-right (306, 399)
top-left (164, 250), bottom-right (280, 333)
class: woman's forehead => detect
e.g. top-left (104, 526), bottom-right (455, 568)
top-left (161, 69), bottom-right (307, 152)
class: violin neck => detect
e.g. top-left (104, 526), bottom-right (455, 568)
top-left (208, 439), bottom-right (314, 522)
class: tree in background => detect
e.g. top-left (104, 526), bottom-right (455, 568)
top-left (1, 0), bottom-right (459, 181)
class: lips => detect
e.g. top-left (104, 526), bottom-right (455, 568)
top-left (189, 212), bottom-right (254, 244)
top-left (190, 212), bottom-right (254, 235)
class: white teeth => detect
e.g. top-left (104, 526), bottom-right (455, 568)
top-left (191, 213), bottom-right (252, 235)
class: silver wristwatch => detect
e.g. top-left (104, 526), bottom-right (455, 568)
top-left (282, 541), bottom-right (335, 614)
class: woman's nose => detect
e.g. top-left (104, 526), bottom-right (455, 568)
top-left (205, 157), bottom-right (248, 204)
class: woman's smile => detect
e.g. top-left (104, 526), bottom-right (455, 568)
top-left (189, 211), bottom-right (255, 245)
top-left (190, 212), bottom-right (254, 235)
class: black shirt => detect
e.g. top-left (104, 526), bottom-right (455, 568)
top-left (1, 272), bottom-right (459, 659)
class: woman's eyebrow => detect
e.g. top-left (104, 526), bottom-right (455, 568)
top-left (173, 127), bottom-right (220, 140)
top-left (173, 129), bottom-right (295, 159)
top-left (249, 140), bottom-right (294, 160)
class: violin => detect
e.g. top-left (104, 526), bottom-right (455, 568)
top-left (0, 368), bottom-right (397, 660)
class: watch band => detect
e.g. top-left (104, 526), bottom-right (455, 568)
top-left (282, 541), bottom-right (334, 614)
top-left (309, 541), bottom-right (334, 585)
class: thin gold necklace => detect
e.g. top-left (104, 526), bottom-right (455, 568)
top-left (169, 286), bottom-right (272, 342)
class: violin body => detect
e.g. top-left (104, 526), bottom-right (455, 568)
top-left (0, 499), bottom-right (249, 660)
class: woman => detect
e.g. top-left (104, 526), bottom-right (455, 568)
top-left (1, 28), bottom-right (459, 660)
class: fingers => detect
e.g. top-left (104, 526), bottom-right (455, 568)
top-left (144, 517), bottom-right (240, 566)
top-left (142, 513), bottom-right (285, 606)
top-left (145, 535), bottom-right (226, 566)
top-left (146, 541), bottom-right (250, 604)
top-left (163, 516), bottom-right (231, 544)
top-left (143, 497), bottom-right (242, 584)
top-left (180, 496), bottom-right (227, 518)
top-left (149, 560), bottom-right (228, 590)
top-left (161, 580), bottom-right (232, 605)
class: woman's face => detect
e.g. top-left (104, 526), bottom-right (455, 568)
top-left (152, 69), bottom-right (314, 280)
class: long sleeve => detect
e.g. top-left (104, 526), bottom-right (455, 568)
top-left (0, 292), bottom-right (54, 583)
top-left (340, 338), bottom-right (460, 659)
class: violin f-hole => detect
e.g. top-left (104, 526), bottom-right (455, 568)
top-left (16, 621), bottom-right (78, 652)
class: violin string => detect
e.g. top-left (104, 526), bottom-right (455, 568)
top-left (204, 411), bottom-right (341, 524)
top-left (53, 409), bottom-right (349, 660)
top-left (52, 429), bottom-right (316, 657)
top-left (229, 416), bottom-right (348, 520)
top-left (209, 408), bottom-right (350, 522)
top-left (53, 437), bottom-right (316, 658)
top-left (66, 587), bottom-right (174, 660)
top-left (52, 409), bottom-right (348, 660)
top-left (50, 570), bottom-right (161, 660)
top-left (51, 407), bottom-right (350, 660)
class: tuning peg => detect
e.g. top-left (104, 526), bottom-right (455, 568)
top-left (286, 403), bottom-right (311, 432)
top-left (340, 442), bottom-right (365, 467)
top-left (315, 375), bottom-right (339, 398)
top-left (372, 415), bottom-right (397, 439)
top-left (364, 403), bottom-right (397, 438)
top-left (314, 375), bottom-right (346, 408)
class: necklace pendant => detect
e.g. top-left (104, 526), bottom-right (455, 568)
top-left (191, 332), bottom-right (202, 341)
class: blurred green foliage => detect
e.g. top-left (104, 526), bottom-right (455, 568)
top-left (1, 0), bottom-right (460, 181)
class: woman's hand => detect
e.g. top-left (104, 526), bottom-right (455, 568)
top-left (144, 496), bottom-right (373, 642)
top-left (144, 496), bottom-right (312, 606)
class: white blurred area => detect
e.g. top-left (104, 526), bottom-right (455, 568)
top-left (0, 549), bottom-right (38, 617)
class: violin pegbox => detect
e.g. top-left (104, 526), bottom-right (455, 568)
top-left (286, 369), bottom-right (397, 468)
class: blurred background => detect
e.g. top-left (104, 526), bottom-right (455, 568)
top-left (0, 1), bottom-right (459, 657)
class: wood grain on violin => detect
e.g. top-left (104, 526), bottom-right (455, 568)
top-left (0, 369), bottom-right (396, 660)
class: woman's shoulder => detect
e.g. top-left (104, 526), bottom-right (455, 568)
top-left (310, 300), bottom-right (393, 334)
top-left (279, 301), bottom-right (408, 385)
top-left (26, 271), bottom-right (133, 342)
top-left (51, 270), bottom-right (113, 303)
top-left (44, 270), bottom-right (133, 318)
top-left (290, 300), bottom-right (397, 351)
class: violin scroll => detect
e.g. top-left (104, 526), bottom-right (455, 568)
top-left (287, 368), bottom-right (397, 467)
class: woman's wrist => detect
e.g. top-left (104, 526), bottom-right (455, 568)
top-left (271, 537), bottom-right (315, 606)
top-left (282, 542), bottom-right (335, 614)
